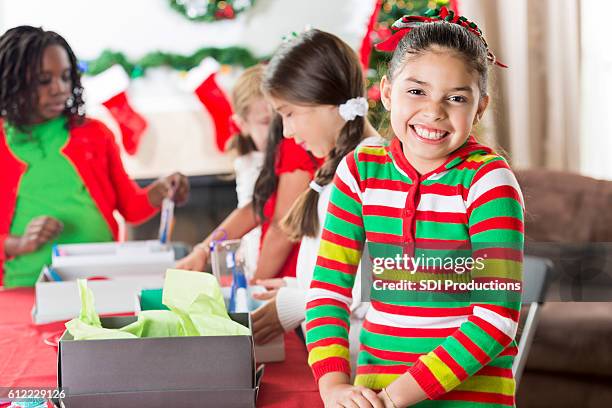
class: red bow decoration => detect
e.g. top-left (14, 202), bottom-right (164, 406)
top-left (375, 6), bottom-right (507, 68)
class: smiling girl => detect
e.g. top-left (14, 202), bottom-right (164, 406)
top-left (304, 8), bottom-right (524, 408)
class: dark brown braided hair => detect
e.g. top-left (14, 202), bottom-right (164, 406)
top-left (262, 29), bottom-right (366, 240)
top-left (0, 26), bottom-right (85, 130)
top-left (252, 113), bottom-right (284, 220)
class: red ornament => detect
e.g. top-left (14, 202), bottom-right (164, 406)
top-left (224, 5), bottom-right (235, 18)
top-left (368, 83), bottom-right (381, 101)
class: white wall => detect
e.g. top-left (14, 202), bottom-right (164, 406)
top-left (0, 0), bottom-right (377, 177)
top-left (0, 0), bottom-right (374, 59)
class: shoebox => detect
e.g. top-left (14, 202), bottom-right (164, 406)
top-left (57, 314), bottom-right (263, 408)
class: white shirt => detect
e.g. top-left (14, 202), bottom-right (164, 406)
top-left (275, 136), bottom-right (385, 331)
top-left (233, 151), bottom-right (264, 276)
top-left (234, 151), bottom-right (265, 208)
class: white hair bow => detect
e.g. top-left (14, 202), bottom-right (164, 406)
top-left (338, 97), bottom-right (368, 121)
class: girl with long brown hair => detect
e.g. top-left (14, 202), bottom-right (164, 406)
top-left (250, 29), bottom-right (382, 356)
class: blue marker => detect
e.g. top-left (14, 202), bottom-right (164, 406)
top-left (158, 197), bottom-right (175, 244)
top-left (227, 252), bottom-right (248, 313)
top-left (43, 266), bottom-right (63, 282)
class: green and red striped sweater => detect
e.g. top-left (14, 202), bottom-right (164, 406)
top-left (305, 136), bottom-right (524, 407)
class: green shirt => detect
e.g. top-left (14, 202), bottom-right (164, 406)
top-left (4, 117), bottom-right (113, 288)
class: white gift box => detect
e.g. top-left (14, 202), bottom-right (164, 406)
top-left (33, 269), bottom-right (164, 324)
top-left (32, 240), bottom-right (174, 324)
top-left (50, 240), bottom-right (175, 280)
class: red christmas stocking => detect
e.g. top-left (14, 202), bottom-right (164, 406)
top-left (102, 91), bottom-right (147, 155)
top-left (85, 65), bottom-right (148, 155)
top-left (184, 58), bottom-right (233, 152)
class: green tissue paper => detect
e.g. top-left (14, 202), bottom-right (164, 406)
top-left (65, 269), bottom-right (250, 340)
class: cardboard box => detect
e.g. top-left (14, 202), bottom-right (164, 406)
top-left (33, 269), bottom-right (164, 324)
top-left (135, 288), bottom-right (285, 363)
top-left (57, 314), bottom-right (263, 408)
top-left (51, 240), bottom-right (175, 280)
top-left (252, 333), bottom-right (285, 363)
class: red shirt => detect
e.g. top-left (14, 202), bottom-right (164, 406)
top-left (260, 138), bottom-right (321, 278)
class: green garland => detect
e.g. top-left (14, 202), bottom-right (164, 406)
top-left (367, 0), bottom-right (450, 129)
top-left (169, 0), bottom-right (253, 22)
top-left (83, 0), bottom-right (450, 118)
top-left (81, 47), bottom-right (264, 78)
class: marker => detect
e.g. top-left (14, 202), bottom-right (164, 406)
top-left (228, 252), bottom-right (248, 313)
top-left (44, 266), bottom-right (63, 282)
top-left (158, 197), bottom-right (175, 244)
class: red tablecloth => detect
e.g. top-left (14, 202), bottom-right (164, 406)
top-left (0, 288), bottom-right (322, 407)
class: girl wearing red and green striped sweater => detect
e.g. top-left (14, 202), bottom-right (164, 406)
top-left (306, 8), bottom-right (524, 408)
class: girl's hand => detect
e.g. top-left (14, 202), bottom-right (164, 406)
top-left (251, 289), bottom-right (278, 301)
top-left (18, 216), bottom-right (63, 255)
top-left (322, 384), bottom-right (384, 408)
top-left (165, 172), bottom-right (190, 204)
top-left (251, 297), bottom-right (284, 344)
top-left (251, 277), bottom-right (286, 289)
top-left (251, 278), bottom-right (286, 301)
top-left (148, 172), bottom-right (190, 207)
top-left (175, 243), bottom-right (209, 272)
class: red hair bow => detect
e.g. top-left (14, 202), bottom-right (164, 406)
top-left (375, 6), bottom-right (507, 68)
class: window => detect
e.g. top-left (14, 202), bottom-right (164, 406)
top-left (580, 0), bottom-right (612, 180)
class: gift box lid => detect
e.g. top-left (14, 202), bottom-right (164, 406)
top-left (51, 240), bottom-right (175, 281)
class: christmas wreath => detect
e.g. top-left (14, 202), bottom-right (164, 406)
top-left (169, 0), bottom-right (254, 22)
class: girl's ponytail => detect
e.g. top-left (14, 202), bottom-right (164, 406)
top-left (282, 116), bottom-right (364, 240)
